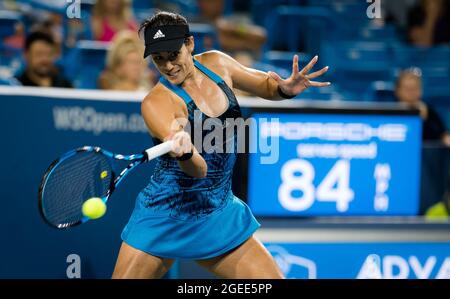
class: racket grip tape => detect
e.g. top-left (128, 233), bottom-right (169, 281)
top-left (143, 141), bottom-right (174, 161)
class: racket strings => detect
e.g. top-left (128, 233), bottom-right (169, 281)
top-left (41, 152), bottom-right (113, 226)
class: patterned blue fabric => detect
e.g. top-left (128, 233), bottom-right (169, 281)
top-left (121, 59), bottom-right (260, 259)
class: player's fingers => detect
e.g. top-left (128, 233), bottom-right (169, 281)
top-left (180, 135), bottom-right (191, 153)
top-left (307, 66), bottom-right (329, 79)
top-left (300, 55), bottom-right (318, 75)
top-left (268, 71), bottom-right (283, 83)
top-left (292, 54), bottom-right (299, 75)
top-left (309, 81), bottom-right (332, 87)
top-left (172, 135), bottom-right (184, 155)
top-left (173, 131), bottom-right (192, 155)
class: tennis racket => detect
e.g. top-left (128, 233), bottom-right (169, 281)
top-left (38, 141), bottom-right (173, 229)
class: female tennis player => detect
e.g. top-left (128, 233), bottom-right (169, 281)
top-left (113, 11), bottom-right (330, 279)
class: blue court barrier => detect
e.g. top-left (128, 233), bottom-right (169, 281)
top-left (0, 87), bottom-right (447, 278)
top-left (263, 242), bottom-right (450, 279)
top-left (0, 87), bottom-right (154, 278)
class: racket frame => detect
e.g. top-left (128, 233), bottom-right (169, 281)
top-left (38, 142), bottom-right (172, 229)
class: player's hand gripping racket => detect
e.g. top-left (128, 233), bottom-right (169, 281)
top-left (38, 141), bottom-right (173, 229)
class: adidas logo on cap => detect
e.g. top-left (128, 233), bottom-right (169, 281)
top-left (153, 30), bottom-right (165, 39)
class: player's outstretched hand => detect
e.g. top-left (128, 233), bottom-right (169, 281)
top-left (268, 55), bottom-right (331, 97)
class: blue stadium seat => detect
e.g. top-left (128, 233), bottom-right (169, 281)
top-left (264, 6), bottom-right (334, 54)
top-left (133, 0), bottom-right (154, 10)
top-left (223, 0), bottom-right (234, 16)
top-left (296, 84), bottom-right (337, 101)
top-left (333, 70), bottom-right (393, 96)
top-left (135, 0), bottom-right (220, 22)
top-left (15, 0), bottom-right (67, 14)
top-left (131, 0), bottom-right (156, 23)
top-left (323, 41), bottom-right (392, 70)
top-left (67, 1), bottom-right (96, 43)
top-left (250, 0), bottom-right (303, 27)
top-left (359, 24), bottom-right (399, 42)
top-left (421, 68), bottom-right (450, 105)
top-left (63, 40), bottom-right (109, 89)
top-left (0, 11), bottom-right (23, 70)
top-left (322, 41), bottom-right (393, 95)
top-left (307, 0), bottom-right (362, 6)
top-left (262, 51), bottom-right (313, 73)
top-left (0, 76), bottom-right (21, 86)
top-left (392, 44), bottom-right (450, 69)
top-left (333, 24), bottom-right (400, 44)
top-left (134, 9), bottom-right (156, 24)
top-left (252, 61), bottom-right (291, 79)
top-left (329, 1), bottom-right (371, 23)
top-left (159, 0), bottom-right (199, 18)
top-left (0, 44), bottom-right (22, 70)
top-left (309, 0), bottom-right (371, 39)
top-left (365, 81), bottom-right (396, 102)
top-left (190, 23), bottom-right (219, 54)
top-left (0, 10), bottom-right (22, 39)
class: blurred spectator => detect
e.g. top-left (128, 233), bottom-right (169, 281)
top-left (382, 0), bottom-right (416, 29)
top-left (15, 31), bottom-right (72, 88)
top-left (0, 0), bottom-right (19, 10)
top-left (3, 22), bottom-right (25, 50)
top-left (91, 0), bottom-right (138, 42)
top-left (66, 18), bottom-right (85, 49)
top-left (192, 0), bottom-right (267, 57)
top-left (196, 0), bottom-right (224, 22)
top-left (407, 0), bottom-right (450, 47)
top-left (395, 68), bottom-right (450, 145)
top-left (98, 31), bottom-right (155, 91)
top-left (29, 13), bottom-right (64, 56)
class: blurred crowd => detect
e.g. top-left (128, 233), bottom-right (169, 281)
top-left (0, 0), bottom-right (450, 145)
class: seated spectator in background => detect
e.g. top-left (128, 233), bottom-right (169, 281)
top-left (91, 0), bottom-right (137, 42)
top-left (3, 22), bottom-right (25, 50)
top-left (193, 0), bottom-right (267, 58)
top-left (407, 0), bottom-right (450, 47)
top-left (98, 31), bottom-right (155, 91)
top-left (0, 0), bottom-right (18, 10)
top-left (16, 31), bottom-right (72, 88)
top-left (382, 0), bottom-right (413, 30)
top-left (395, 68), bottom-right (450, 145)
top-left (29, 14), bottom-right (64, 57)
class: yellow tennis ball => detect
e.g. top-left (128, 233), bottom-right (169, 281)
top-left (82, 197), bottom-right (107, 219)
top-left (425, 202), bottom-right (449, 220)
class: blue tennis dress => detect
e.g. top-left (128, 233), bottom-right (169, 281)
top-left (121, 59), bottom-right (260, 260)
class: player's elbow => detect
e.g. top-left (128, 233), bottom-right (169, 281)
top-left (180, 159), bottom-right (208, 178)
top-left (185, 167), bottom-right (207, 179)
top-left (193, 164), bottom-right (208, 178)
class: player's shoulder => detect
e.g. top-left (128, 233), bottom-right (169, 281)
top-left (195, 50), bottom-right (235, 68)
top-left (141, 82), bottom-right (176, 110)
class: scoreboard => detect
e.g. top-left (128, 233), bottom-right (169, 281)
top-left (247, 109), bottom-right (422, 216)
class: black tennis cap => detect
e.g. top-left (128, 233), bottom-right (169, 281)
top-left (143, 25), bottom-right (190, 58)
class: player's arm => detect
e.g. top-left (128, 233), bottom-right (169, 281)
top-left (141, 86), bottom-right (207, 178)
top-left (217, 51), bottom-right (330, 100)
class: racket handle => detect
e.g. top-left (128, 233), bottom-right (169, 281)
top-left (143, 141), bottom-right (174, 161)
